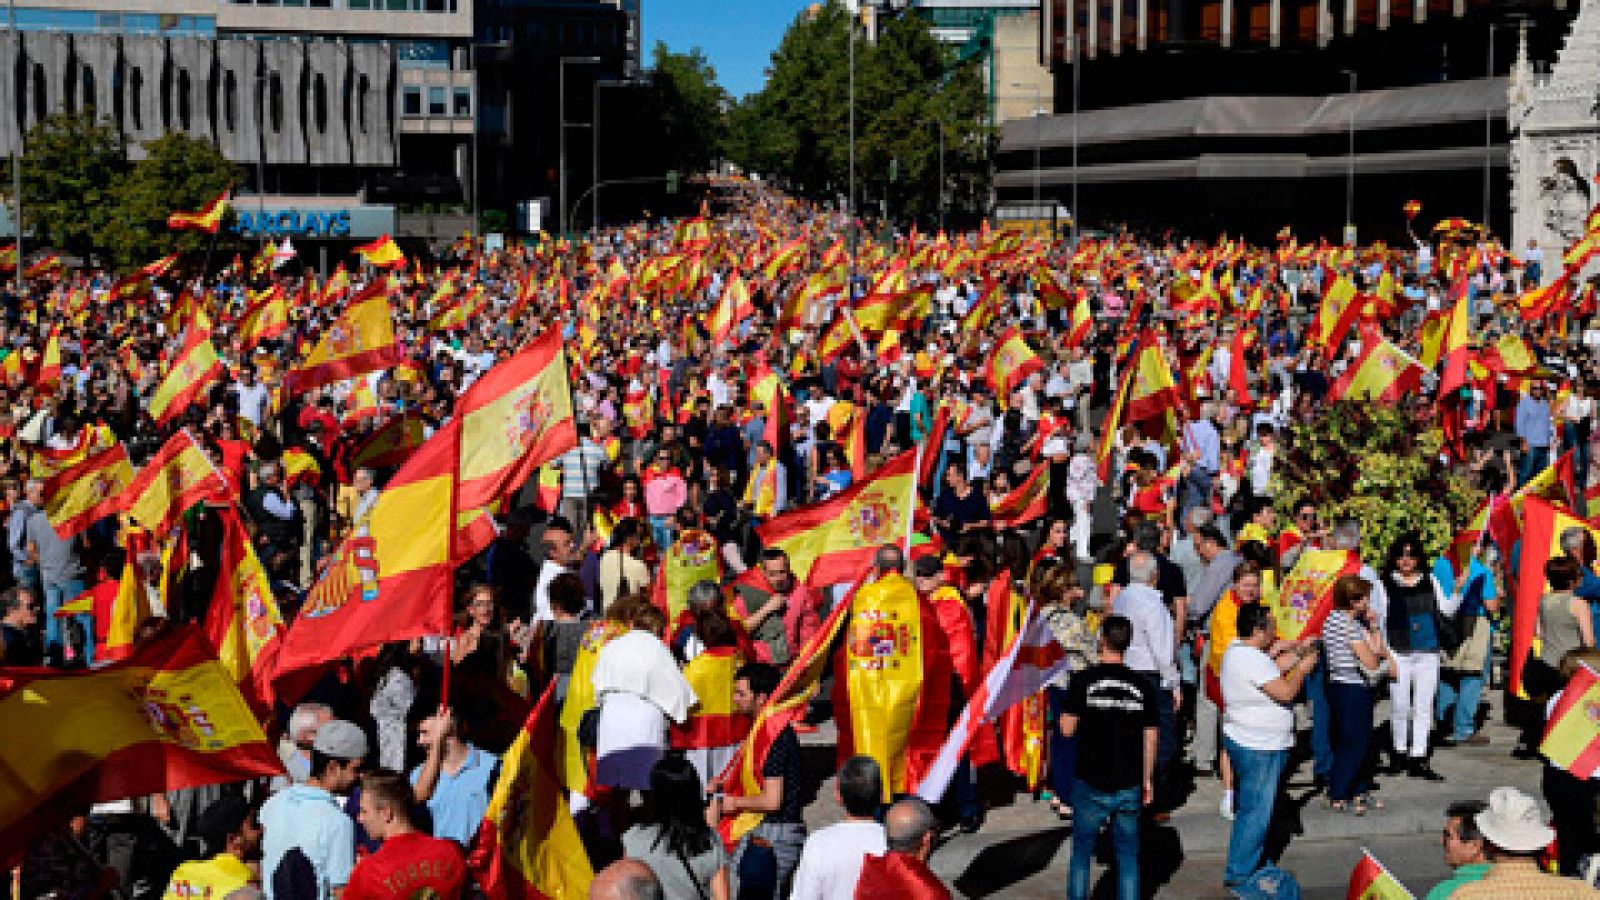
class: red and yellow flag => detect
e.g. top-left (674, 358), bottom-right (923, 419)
top-left (1270, 548), bottom-right (1359, 640)
top-left (1346, 849), bottom-right (1413, 899)
top-left (1542, 663), bottom-right (1600, 779)
top-left (36, 328), bottom-right (61, 394)
top-left (0, 625), bottom-right (283, 866)
top-left (990, 465), bottom-right (1049, 529)
top-left (149, 327), bottom-right (223, 427)
top-left (756, 450), bottom-right (918, 587)
top-left (1512, 498), bottom-right (1600, 695)
top-left (354, 233), bottom-right (406, 269)
top-left (984, 327), bottom-right (1045, 408)
top-left (205, 508), bottom-right (284, 712)
top-left (468, 684), bottom-right (594, 899)
top-left (1308, 275), bottom-right (1362, 357)
top-left (283, 281), bottom-right (402, 395)
top-left (1437, 282), bottom-right (1472, 397)
top-left (832, 573), bottom-right (952, 801)
top-left (650, 527), bottom-right (722, 622)
top-left (453, 329), bottom-right (577, 558)
top-left (166, 189), bottom-right (230, 234)
top-left (706, 271), bottom-right (755, 344)
top-left (42, 441), bottom-right (134, 539)
top-left (30, 423), bottom-right (117, 480)
top-left (671, 647), bottom-right (751, 750)
top-left (237, 287), bottom-right (289, 351)
top-left (351, 415), bottom-right (426, 470)
top-left (122, 431), bottom-right (229, 536)
top-left (1328, 329), bottom-right (1425, 405)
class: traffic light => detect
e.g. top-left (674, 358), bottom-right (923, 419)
top-left (666, 170), bottom-right (680, 194)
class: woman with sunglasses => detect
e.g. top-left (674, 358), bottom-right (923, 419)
top-left (1380, 532), bottom-right (1459, 781)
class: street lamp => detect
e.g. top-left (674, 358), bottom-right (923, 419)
top-left (1071, 32), bottom-right (1080, 247)
top-left (559, 55), bottom-right (601, 237)
top-left (930, 119), bottom-right (945, 232)
top-left (1010, 81), bottom-right (1045, 233)
top-left (7, 0), bottom-right (21, 292)
top-left (1341, 68), bottom-right (1356, 244)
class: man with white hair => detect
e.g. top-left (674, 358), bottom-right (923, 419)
top-left (1112, 552), bottom-right (1180, 810)
top-left (272, 702), bottom-right (332, 792)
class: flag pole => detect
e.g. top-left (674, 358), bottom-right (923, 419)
top-left (906, 437), bottom-right (924, 555)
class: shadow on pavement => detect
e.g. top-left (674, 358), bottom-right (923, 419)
top-left (950, 826), bottom-right (1070, 897)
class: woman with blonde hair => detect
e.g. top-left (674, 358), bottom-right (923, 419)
top-left (1034, 558), bottom-right (1098, 819)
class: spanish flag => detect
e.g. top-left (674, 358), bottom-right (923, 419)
top-left (283, 280), bottom-right (402, 395)
top-left (1096, 331), bottom-right (1178, 479)
top-left (556, 620), bottom-right (629, 798)
top-left (149, 327), bottom-right (223, 427)
top-left (122, 431), bottom-right (229, 536)
top-left (141, 252), bottom-right (182, 279)
top-left (1512, 498), bottom-right (1599, 695)
top-left (990, 464), bottom-right (1049, 529)
top-left (707, 271), bottom-right (755, 344)
top-left (1346, 848), bottom-right (1414, 899)
top-left (282, 447), bottom-right (322, 489)
top-left (756, 449), bottom-right (918, 587)
top-left (1308, 275), bottom-right (1362, 357)
top-left (469, 683), bottom-right (594, 899)
top-left (205, 508), bottom-right (285, 714)
top-left (272, 419), bottom-right (459, 693)
top-left (354, 233), bottom-right (406, 269)
top-left (166, 189), bottom-right (231, 234)
top-left (1542, 663), bottom-right (1600, 779)
top-left (675, 216), bottom-right (712, 250)
top-left (42, 441), bottom-right (134, 539)
top-left (1328, 328), bottom-right (1425, 405)
top-left (36, 328), bottom-right (61, 394)
top-left (651, 527), bottom-right (722, 622)
top-left (762, 237), bottom-right (806, 279)
top-left (1271, 548), bottom-right (1359, 640)
top-left (237, 287), bottom-right (289, 351)
top-left (984, 327), bottom-right (1045, 408)
top-left (0, 625), bottom-right (283, 867)
top-left (100, 526), bottom-right (155, 662)
top-left (31, 422), bottom-right (117, 479)
top-left (1065, 289), bottom-right (1093, 348)
top-left (453, 328), bottom-right (577, 559)
top-left (853, 288), bottom-right (932, 336)
top-left (1437, 283), bottom-right (1472, 397)
top-left (719, 577), bottom-right (859, 847)
top-left (671, 646), bottom-right (752, 750)
top-left (832, 572), bottom-right (952, 801)
top-left (351, 415), bottom-right (426, 471)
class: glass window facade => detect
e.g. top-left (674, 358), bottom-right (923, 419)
top-left (11, 8), bottom-right (215, 36)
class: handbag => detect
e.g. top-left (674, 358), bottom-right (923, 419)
top-left (674, 842), bottom-right (710, 900)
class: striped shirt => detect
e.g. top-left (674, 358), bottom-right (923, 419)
top-left (1322, 609), bottom-right (1366, 685)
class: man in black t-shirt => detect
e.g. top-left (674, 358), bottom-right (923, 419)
top-left (1061, 615), bottom-right (1158, 900)
top-left (714, 661), bottom-right (807, 898)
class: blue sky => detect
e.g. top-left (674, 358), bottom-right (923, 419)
top-left (643, 0), bottom-right (815, 98)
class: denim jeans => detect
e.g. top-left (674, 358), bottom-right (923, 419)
top-left (1048, 686), bottom-right (1078, 801)
top-left (1305, 657), bottom-right (1333, 780)
top-left (1223, 735), bottom-right (1288, 887)
top-left (1067, 779), bottom-right (1140, 900)
top-left (43, 578), bottom-right (89, 665)
top-left (1519, 445), bottom-right (1551, 489)
top-left (1436, 649), bottom-right (1491, 741)
top-left (647, 515), bottom-right (674, 552)
top-left (1326, 680), bottom-right (1373, 803)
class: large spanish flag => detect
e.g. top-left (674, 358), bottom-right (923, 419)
top-left (354, 233), bottom-right (406, 269)
top-left (0, 625), bottom-right (283, 866)
top-left (236, 286), bottom-right (289, 351)
top-left (990, 464), bottom-right (1049, 529)
top-left (670, 646), bottom-right (751, 750)
top-left (205, 508), bottom-right (284, 712)
top-left (271, 421), bottom-right (457, 693)
top-left (42, 441), bottom-right (134, 539)
top-left (1308, 275), bottom-right (1362, 357)
top-left (469, 683), bottom-right (595, 900)
top-left (706, 271), bottom-right (755, 345)
top-left (453, 328), bottom-right (577, 559)
top-left (31, 423), bottom-right (117, 480)
top-left (351, 414), bottom-right (426, 470)
top-left (1541, 662), bottom-right (1600, 779)
top-left (282, 280), bottom-right (402, 395)
top-left (555, 620), bottom-right (629, 798)
top-left (718, 577), bottom-right (859, 847)
top-left (1436, 281), bottom-right (1472, 397)
top-left (149, 327), bottom-right (223, 427)
top-left (122, 431), bottom-right (229, 536)
top-left (832, 573), bottom-right (952, 801)
top-left (1271, 548), bottom-right (1359, 640)
top-left (166, 189), bottom-right (230, 234)
top-left (984, 327), bottom-right (1045, 408)
top-left (756, 449), bottom-right (918, 587)
top-left (1512, 498), bottom-right (1600, 695)
top-left (1328, 329), bottom-right (1425, 405)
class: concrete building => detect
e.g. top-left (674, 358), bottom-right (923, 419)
top-left (909, 0), bottom-right (1054, 125)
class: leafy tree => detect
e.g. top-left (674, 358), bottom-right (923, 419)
top-left (8, 112), bottom-right (125, 264)
top-left (1273, 401), bottom-right (1483, 563)
top-left (728, 3), bottom-right (990, 223)
top-left (649, 43), bottom-right (730, 177)
top-left (102, 132), bottom-right (242, 269)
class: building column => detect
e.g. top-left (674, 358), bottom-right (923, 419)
top-left (1222, 0), bottom-right (1235, 46)
top-left (1416, 0), bottom-right (1426, 23)
top-left (1087, 0), bottom-right (1098, 58)
top-left (1113, 0), bottom-right (1123, 54)
top-left (1318, 0), bottom-right (1332, 45)
top-left (1344, 0), bottom-right (1356, 36)
top-left (1452, 0), bottom-right (1464, 17)
top-left (1378, 0), bottom-right (1390, 29)
top-left (1138, 0), bottom-right (1149, 50)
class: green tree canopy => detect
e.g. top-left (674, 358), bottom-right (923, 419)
top-left (102, 131), bottom-right (242, 269)
top-left (11, 112), bottom-right (125, 263)
top-left (728, 3), bottom-right (990, 223)
top-left (648, 42), bottom-right (730, 178)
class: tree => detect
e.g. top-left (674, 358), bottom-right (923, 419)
top-left (102, 132), bottom-right (242, 269)
top-left (10, 112), bottom-right (125, 264)
top-left (649, 43), bottom-right (730, 177)
top-left (1273, 401), bottom-right (1483, 563)
top-left (727, 3), bottom-right (990, 223)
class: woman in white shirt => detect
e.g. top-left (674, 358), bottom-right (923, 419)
top-left (593, 603), bottom-right (698, 792)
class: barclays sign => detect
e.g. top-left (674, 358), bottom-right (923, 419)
top-left (231, 203), bottom-right (396, 240)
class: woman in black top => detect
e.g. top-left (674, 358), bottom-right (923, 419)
top-left (701, 465), bottom-right (742, 572)
top-left (933, 462), bottom-right (993, 547)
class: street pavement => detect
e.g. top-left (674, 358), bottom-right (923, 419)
top-left (796, 687), bottom-right (1543, 898)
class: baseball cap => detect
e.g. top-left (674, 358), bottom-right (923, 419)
top-left (311, 719), bottom-right (369, 761)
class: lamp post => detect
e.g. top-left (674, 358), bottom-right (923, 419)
top-left (255, 71), bottom-right (269, 249)
top-left (1010, 81), bottom-right (1045, 233)
top-left (7, 0), bottom-right (20, 292)
top-left (592, 78), bottom-right (634, 232)
top-left (1341, 68), bottom-right (1356, 244)
top-left (1071, 32), bottom-right (1080, 247)
top-left (847, 3), bottom-right (857, 301)
top-left (559, 55), bottom-right (601, 237)
top-left (931, 119), bottom-right (945, 232)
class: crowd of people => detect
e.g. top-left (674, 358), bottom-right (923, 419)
top-left (4, 180), bottom-right (1600, 900)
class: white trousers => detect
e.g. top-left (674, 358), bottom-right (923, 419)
top-left (1069, 498), bottom-right (1093, 560)
top-left (1389, 651), bottom-right (1441, 757)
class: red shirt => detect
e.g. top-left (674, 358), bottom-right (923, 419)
top-left (343, 832), bottom-right (467, 900)
top-left (216, 438), bottom-right (250, 494)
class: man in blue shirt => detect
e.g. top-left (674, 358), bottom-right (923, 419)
top-left (1514, 383), bottom-right (1553, 487)
top-left (1432, 554), bottom-right (1499, 746)
top-left (1179, 403), bottom-right (1222, 525)
top-left (260, 719), bottom-right (366, 899)
top-left (411, 708), bottom-right (500, 846)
